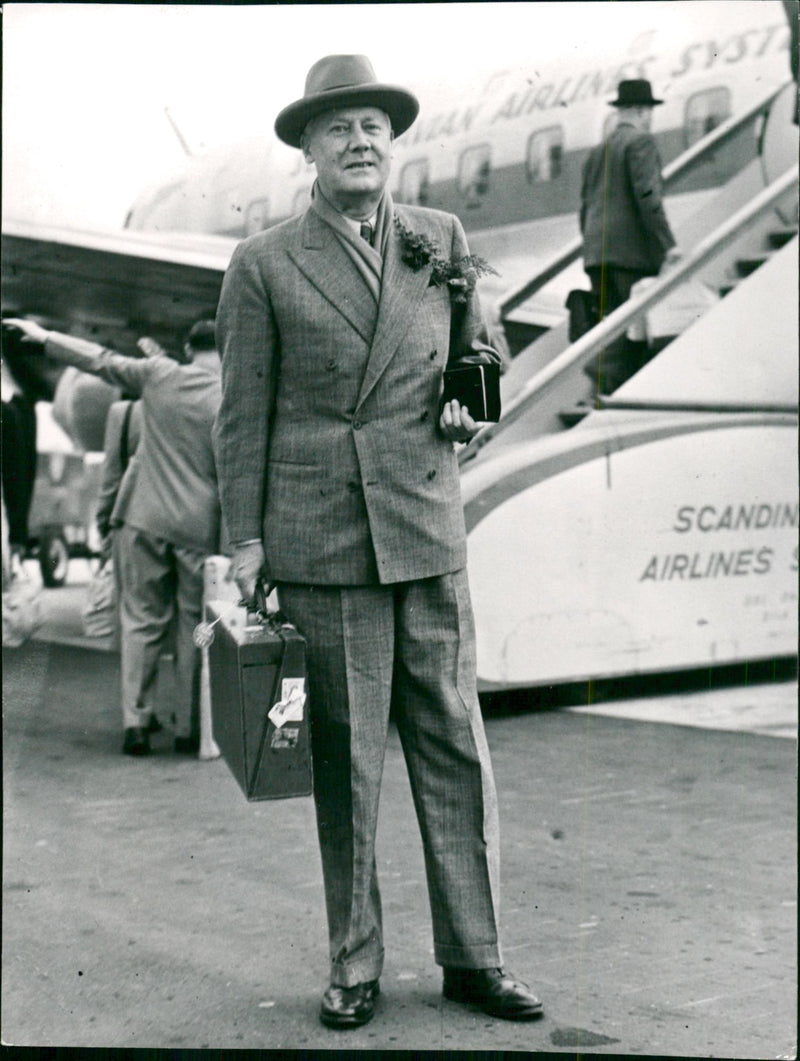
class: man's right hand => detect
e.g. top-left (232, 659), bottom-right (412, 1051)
top-left (2, 318), bottom-right (50, 344)
top-left (228, 541), bottom-right (266, 603)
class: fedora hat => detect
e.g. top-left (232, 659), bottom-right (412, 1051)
top-left (274, 54), bottom-right (420, 147)
top-left (610, 79), bottom-right (664, 107)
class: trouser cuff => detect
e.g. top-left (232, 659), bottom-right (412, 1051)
top-left (330, 948), bottom-right (385, 988)
top-left (123, 707), bottom-right (153, 729)
top-left (434, 941), bottom-right (502, 969)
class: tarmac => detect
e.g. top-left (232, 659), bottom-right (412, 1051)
top-left (1, 569), bottom-right (797, 1056)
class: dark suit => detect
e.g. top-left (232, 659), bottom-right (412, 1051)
top-left (580, 120), bottom-right (676, 391)
top-left (215, 203), bottom-right (503, 987)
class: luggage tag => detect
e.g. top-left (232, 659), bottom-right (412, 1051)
top-left (268, 677), bottom-right (307, 729)
top-left (193, 605), bottom-right (237, 648)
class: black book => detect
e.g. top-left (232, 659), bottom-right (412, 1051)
top-left (441, 361), bottom-right (501, 423)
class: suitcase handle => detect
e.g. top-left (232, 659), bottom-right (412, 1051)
top-left (244, 580), bottom-right (292, 632)
top-left (253, 579), bottom-right (270, 617)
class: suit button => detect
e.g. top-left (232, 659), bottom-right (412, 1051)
top-left (420, 410), bottom-right (429, 421)
top-left (426, 469), bottom-right (437, 480)
top-left (430, 349), bottom-right (438, 360)
top-left (347, 481), bottom-right (360, 493)
top-left (325, 358), bottom-right (337, 371)
top-left (353, 419), bottom-right (363, 430)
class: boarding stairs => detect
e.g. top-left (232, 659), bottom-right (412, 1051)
top-left (556, 207), bottom-right (798, 427)
top-left (463, 80), bottom-right (799, 467)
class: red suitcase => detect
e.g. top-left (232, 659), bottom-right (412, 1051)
top-left (205, 598), bottom-right (312, 801)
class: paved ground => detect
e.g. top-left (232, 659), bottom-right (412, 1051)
top-left (2, 630), bottom-right (796, 1055)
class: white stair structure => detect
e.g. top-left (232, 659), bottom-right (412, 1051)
top-left (459, 82), bottom-right (798, 689)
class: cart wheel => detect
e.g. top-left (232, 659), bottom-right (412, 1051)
top-left (39, 530), bottom-right (70, 587)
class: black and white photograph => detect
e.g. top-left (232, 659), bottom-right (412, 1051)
top-left (2, 1), bottom-right (797, 1053)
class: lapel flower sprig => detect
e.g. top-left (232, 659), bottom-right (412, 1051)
top-left (393, 216), bottom-right (498, 303)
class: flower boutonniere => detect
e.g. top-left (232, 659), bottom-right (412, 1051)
top-left (393, 216), bottom-right (498, 303)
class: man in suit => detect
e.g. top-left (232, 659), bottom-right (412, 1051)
top-left (214, 54), bottom-right (542, 1029)
top-left (4, 318), bottom-right (222, 757)
top-left (580, 78), bottom-right (680, 394)
top-left (0, 323), bottom-right (62, 563)
top-left (1, 356), bottom-right (37, 561)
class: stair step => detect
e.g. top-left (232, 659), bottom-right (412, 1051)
top-left (768, 228), bottom-right (798, 249)
top-left (735, 257), bottom-right (767, 277)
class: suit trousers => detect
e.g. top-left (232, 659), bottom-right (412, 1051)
top-left (115, 524), bottom-right (204, 737)
top-left (585, 265), bottom-right (652, 394)
top-left (278, 570), bottom-right (502, 987)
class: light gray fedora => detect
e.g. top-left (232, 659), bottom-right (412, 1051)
top-left (274, 54), bottom-right (420, 147)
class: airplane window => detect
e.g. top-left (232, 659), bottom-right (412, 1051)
top-left (458, 144), bottom-right (491, 208)
top-left (526, 126), bottom-right (564, 182)
top-left (684, 87), bottom-right (732, 148)
top-left (245, 199), bottom-right (270, 235)
top-left (398, 159), bottom-right (430, 206)
top-left (292, 187), bottom-right (312, 215)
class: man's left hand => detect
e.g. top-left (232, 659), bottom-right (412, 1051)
top-left (439, 399), bottom-right (481, 443)
top-left (136, 337), bottom-right (167, 359)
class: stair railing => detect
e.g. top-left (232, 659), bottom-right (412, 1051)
top-left (460, 163), bottom-right (798, 464)
top-left (497, 79), bottom-right (792, 321)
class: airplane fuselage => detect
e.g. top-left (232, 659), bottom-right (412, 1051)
top-left (124, 11), bottom-right (790, 252)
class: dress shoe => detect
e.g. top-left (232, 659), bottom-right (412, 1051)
top-left (174, 734), bottom-right (200, 754)
top-left (122, 727), bottom-right (151, 757)
top-left (319, 979), bottom-right (379, 1029)
top-left (443, 967), bottom-right (543, 1020)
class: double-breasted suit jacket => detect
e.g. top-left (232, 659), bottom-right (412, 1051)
top-left (215, 203), bottom-right (490, 586)
top-left (580, 122), bottom-right (676, 275)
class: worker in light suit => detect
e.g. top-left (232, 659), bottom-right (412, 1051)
top-left (4, 318), bottom-right (222, 757)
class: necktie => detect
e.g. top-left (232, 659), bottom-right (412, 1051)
top-left (359, 221), bottom-right (373, 246)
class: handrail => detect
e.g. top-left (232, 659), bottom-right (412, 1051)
top-left (461, 163), bottom-right (798, 463)
top-left (599, 397), bottom-right (798, 415)
top-left (497, 79), bottom-right (791, 320)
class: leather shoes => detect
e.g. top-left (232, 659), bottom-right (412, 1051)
top-left (319, 979), bottom-right (379, 1029)
top-left (443, 967), bottom-right (543, 1020)
top-left (122, 727), bottom-right (151, 757)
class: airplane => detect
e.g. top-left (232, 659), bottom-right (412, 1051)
top-left (2, 1), bottom-right (797, 683)
top-left (121, 1), bottom-right (792, 333)
top-left (3, 2), bottom-right (792, 358)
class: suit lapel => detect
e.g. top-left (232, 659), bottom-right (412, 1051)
top-left (356, 216), bottom-right (432, 409)
top-left (287, 211), bottom-right (376, 344)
